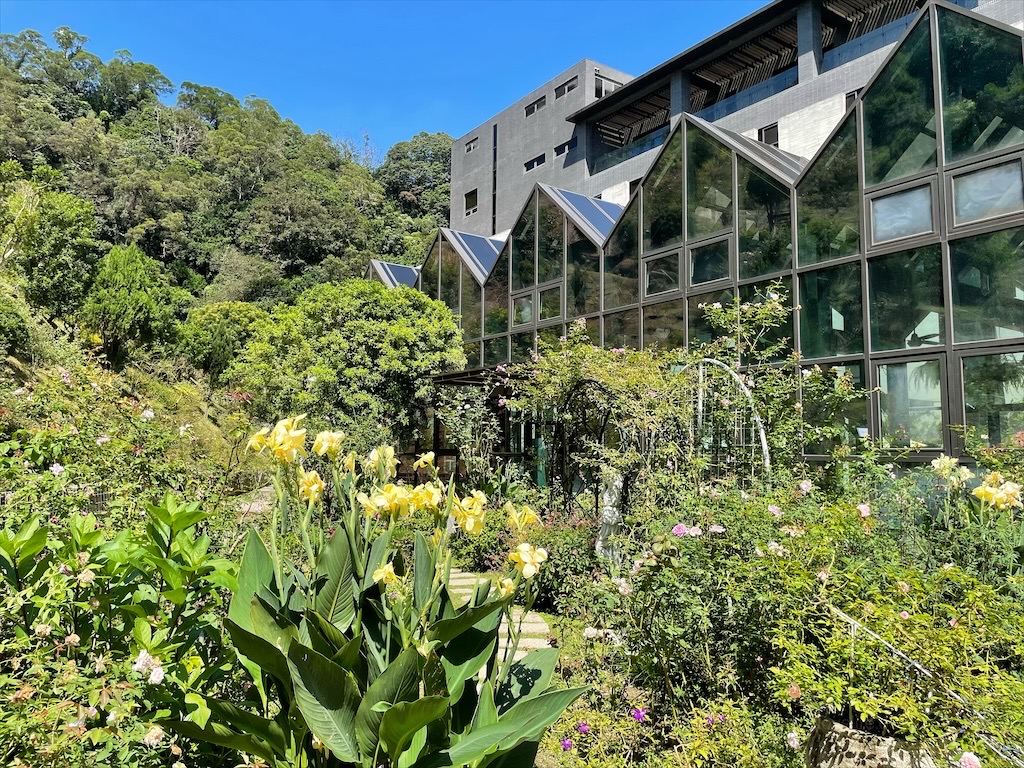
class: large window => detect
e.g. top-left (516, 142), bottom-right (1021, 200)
top-left (537, 195), bottom-right (563, 284)
top-left (642, 129), bottom-right (683, 252)
top-left (484, 248), bottom-right (509, 335)
top-left (645, 252), bottom-right (680, 296)
top-left (738, 158), bottom-right (792, 278)
top-left (803, 363), bottom-right (867, 454)
top-left (461, 267), bottom-right (482, 339)
top-left (483, 336), bottom-right (509, 366)
top-left (567, 222), bottom-right (600, 318)
top-left (963, 352), bottom-right (1024, 447)
top-left (687, 125), bottom-right (733, 239)
top-left (687, 289), bottom-right (733, 346)
top-left (797, 113), bottom-right (860, 265)
top-left (511, 195), bottom-right (536, 291)
top-left (951, 161), bottom-right (1024, 226)
top-left (420, 240), bottom-right (440, 300)
top-left (690, 239), bottom-right (730, 286)
top-left (440, 241), bottom-right (460, 312)
top-left (643, 299), bottom-right (686, 350)
top-left (799, 263), bottom-right (864, 359)
top-left (604, 309), bottom-right (640, 349)
top-left (870, 185), bottom-right (934, 244)
top-left (868, 245), bottom-right (944, 352)
top-left (950, 227), bottom-right (1024, 343)
top-left (604, 203), bottom-right (639, 310)
top-left (863, 15), bottom-right (936, 186)
top-left (877, 359), bottom-right (944, 448)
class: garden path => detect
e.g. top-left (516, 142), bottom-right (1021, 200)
top-left (447, 568), bottom-right (552, 662)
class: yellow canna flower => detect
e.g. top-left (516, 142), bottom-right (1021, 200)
top-left (357, 491), bottom-right (387, 518)
top-left (373, 562), bottom-right (398, 585)
top-left (497, 578), bottom-right (515, 598)
top-left (342, 452), bottom-right (358, 475)
top-left (312, 430), bottom-right (346, 458)
top-left (247, 427), bottom-right (270, 453)
top-left (413, 451), bottom-right (435, 470)
top-left (453, 492), bottom-right (487, 536)
top-left (973, 471), bottom-right (1023, 511)
top-left (410, 482), bottom-right (443, 513)
top-left (509, 543), bottom-right (548, 579)
top-left (506, 503), bottom-right (540, 533)
top-left (299, 469), bottom-right (325, 505)
top-left (930, 454), bottom-right (959, 478)
top-left (266, 415), bottom-right (307, 463)
top-left (381, 483), bottom-right (413, 518)
top-left (365, 446), bottom-right (399, 479)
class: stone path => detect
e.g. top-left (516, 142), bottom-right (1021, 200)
top-left (447, 567), bottom-right (551, 662)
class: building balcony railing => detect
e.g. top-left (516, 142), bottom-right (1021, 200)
top-left (592, 124), bottom-right (671, 174)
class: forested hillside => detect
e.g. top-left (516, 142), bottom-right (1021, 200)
top-left (0, 26), bottom-right (451, 309)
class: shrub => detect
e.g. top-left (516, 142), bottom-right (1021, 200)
top-left (176, 300), bottom-right (268, 381)
top-left (0, 293), bottom-right (29, 357)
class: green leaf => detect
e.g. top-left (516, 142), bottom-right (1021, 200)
top-left (413, 532), bottom-right (434, 615)
top-left (287, 642), bottom-right (361, 763)
top-left (162, 719), bottom-right (278, 763)
top-left (398, 725), bottom-right (429, 768)
top-left (224, 618), bottom-right (291, 691)
top-left (495, 648), bottom-right (559, 715)
top-left (355, 646), bottom-right (422, 759)
top-left (472, 680), bottom-right (497, 730)
top-left (205, 698), bottom-right (289, 755)
top-left (363, 529), bottom-right (393, 593)
top-left (229, 528), bottom-right (275, 633)
top-left (250, 596), bottom-right (296, 657)
top-left (429, 597), bottom-right (509, 644)
top-left (380, 696), bottom-right (449, 764)
top-left (439, 626), bottom-right (497, 706)
top-left (315, 529), bottom-right (356, 631)
top-left (183, 693), bottom-right (211, 729)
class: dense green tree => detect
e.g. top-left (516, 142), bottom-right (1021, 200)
top-left (375, 130), bottom-right (452, 225)
top-left (227, 279), bottom-right (463, 446)
top-left (176, 300), bottom-right (268, 381)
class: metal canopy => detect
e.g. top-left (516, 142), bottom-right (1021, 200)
top-left (367, 259), bottom-right (420, 288)
top-left (593, 84), bottom-right (671, 149)
top-left (439, 228), bottom-right (504, 285)
top-left (687, 114), bottom-right (808, 185)
top-left (541, 183), bottom-right (623, 244)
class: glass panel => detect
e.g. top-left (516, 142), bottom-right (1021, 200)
top-left (440, 241), bottom-right (460, 312)
top-left (952, 162), bottom-right (1024, 225)
top-left (863, 15), bottom-right (937, 186)
top-left (938, 8), bottom-right (1024, 164)
top-left (643, 299), bottom-right (686, 350)
top-left (868, 245), bottom-right (944, 352)
top-left (511, 194), bottom-right (536, 291)
top-left (566, 222), bottom-right (601, 318)
top-left (871, 186), bottom-right (933, 243)
top-left (643, 128), bottom-right (683, 252)
top-left (799, 263), bottom-right (864, 358)
top-left (803, 362), bottom-right (868, 454)
top-left (738, 157), bottom-right (792, 278)
top-left (645, 252), bottom-right (680, 296)
top-left (950, 227), bottom-right (1024, 343)
top-left (539, 287), bottom-right (561, 321)
top-left (687, 289), bottom-right (734, 346)
top-left (483, 336), bottom-right (509, 366)
top-left (963, 353), bottom-right (1024, 448)
top-left (462, 342), bottom-right (481, 369)
top-left (420, 240), bottom-right (440, 300)
top-left (604, 202), bottom-right (639, 310)
top-left (797, 113), bottom-right (861, 266)
top-left (604, 309), bottom-right (640, 349)
top-left (740, 278), bottom-right (793, 362)
top-left (537, 194), bottom-right (564, 284)
top-left (537, 325), bottom-right (563, 349)
top-left (878, 359), bottom-right (944, 448)
top-left (512, 295), bottom-right (534, 326)
top-left (687, 124), bottom-right (734, 239)
top-left (484, 247), bottom-right (510, 335)
top-left (572, 316), bottom-right (601, 345)
top-left (461, 268), bottom-right (482, 339)
top-left (690, 239), bottom-right (730, 285)
top-left (511, 332), bottom-right (534, 363)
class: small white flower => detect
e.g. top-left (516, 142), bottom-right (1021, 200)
top-left (132, 649), bottom-right (155, 673)
top-left (34, 624), bottom-right (52, 638)
top-left (77, 569), bottom-right (96, 585)
top-left (140, 409), bottom-right (155, 421)
top-left (142, 724), bottom-right (165, 747)
top-left (96, 435), bottom-right (111, 446)
top-left (148, 664), bottom-right (165, 685)
top-left (786, 731), bottom-right (800, 750)
top-left (50, 463), bottom-right (65, 477)
top-left (583, 626), bottom-right (600, 640)
top-left (178, 423), bottom-right (192, 436)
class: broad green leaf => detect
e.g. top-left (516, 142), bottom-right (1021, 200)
top-left (225, 618), bottom-right (291, 691)
top-left (250, 596), bottom-right (296, 656)
top-left (472, 680), bottom-right (497, 730)
top-left (398, 725), bottom-right (428, 768)
top-left (439, 626), bottom-right (497, 706)
top-left (287, 642), bottom-right (361, 763)
top-left (315, 530), bottom-right (356, 631)
top-left (413, 532), bottom-right (434, 615)
top-left (429, 597), bottom-right (509, 644)
top-left (362, 529), bottom-right (393, 592)
top-left (162, 719), bottom-right (278, 763)
top-left (228, 528), bottom-right (275, 633)
top-left (205, 698), bottom-right (289, 755)
top-left (355, 647), bottom-right (421, 758)
top-left (495, 648), bottom-right (559, 715)
top-left (380, 695), bottom-right (449, 763)
top-left (183, 693), bottom-right (211, 729)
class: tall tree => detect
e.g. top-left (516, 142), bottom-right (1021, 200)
top-left (375, 131), bottom-right (452, 225)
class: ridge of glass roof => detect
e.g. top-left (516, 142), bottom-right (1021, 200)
top-left (439, 228), bottom-right (503, 285)
top-left (686, 114), bottom-right (808, 185)
top-left (539, 183), bottom-right (624, 244)
top-left (368, 259), bottom-right (420, 288)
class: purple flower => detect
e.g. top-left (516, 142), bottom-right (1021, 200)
top-left (717, 713), bottom-right (725, 723)
top-left (561, 737), bottom-right (574, 751)
top-left (630, 706), bottom-right (646, 722)
top-left (671, 523), bottom-right (688, 537)
top-left (577, 721), bottom-right (590, 734)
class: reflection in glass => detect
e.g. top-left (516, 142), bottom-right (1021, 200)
top-left (567, 222), bottom-right (600, 318)
top-left (797, 113), bottom-right (860, 265)
top-left (643, 129), bottom-right (683, 252)
top-left (645, 252), bottom-right (680, 295)
top-left (950, 227), bottom-right (1024, 342)
top-left (539, 286), bottom-right (561, 321)
top-left (483, 336), bottom-right (509, 366)
top-left (461, 267), bottom-right (482, 339)
top-left (738, 157), bottom-right (792, 278)
top-left (420, 240), bottom-right (440, 299)
top-left (952, 162), bottom-right (1024, 225)
top-left (643, 299), bottom-right (686, 350)
top-left (799, 263), bottom-right (864, 358)
top-left (604, 203), bottom-right (639, 310)
top-left (511, 332), bottom-right (534, 362)
top-left (863, 15), bottom-right (937, 186)
top-left (687, 289), bottom-right (734, 346)
top-left (511, 194), bottom-right (536, 290)
top-left (871, 186), bottom-right (933, 243)
top-left (938, 8), bottom-right (1024, 164)
top-left (537, 194), bottom-right (564, 284)
top-left (878, 359), bottom-right (944, 448)
top-left (691, 239), bottom-right (730, 285)
top-left (440, 241), bottom-right (460, 312)
top-left (868, 245), bottom-right (944, 352)
top-left (604, 309), bottom-right (640, 349)
top-left (740, 278), bottom-right (793, 361)
top-left (484, 246), bottom-right (509, 335)
top-left (463, 342), bottom-right (481, 369)
top-left (512, 295), bottom-right (533, 326)
top-left (537, 325), bottom-right (563, 349)
top-left (687, 125), bottom-right (734, 239)
top-left (803, 363), bottom-right (867, 454)
top-left (963, 353), bottom-right (1024, 447)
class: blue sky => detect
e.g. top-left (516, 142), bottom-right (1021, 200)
top-left (0, 0), bottom-right (770, 158)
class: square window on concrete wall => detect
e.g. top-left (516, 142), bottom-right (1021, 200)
top-left (951, 161), bottom-right (1024, 226)
top-left (799, 262), bottom-right (864, 359)
top-left (877, 358), bottom-right (945, 448)
top-left (868, 245), bottom-right (944, 352)
top-left (963, 352), bottom-right (1024, 448)
top-left (950, 226), bottom-right (1024, 343)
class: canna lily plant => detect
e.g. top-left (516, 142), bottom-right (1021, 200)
top-left (166, 417), bottom-right (583, 767)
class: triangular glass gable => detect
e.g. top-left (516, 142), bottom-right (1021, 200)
top-left (510, 192), bottom-right (537, 291)
top-left (439, 239), bottom-right (460, 313)
top-left (937, 6), bottom-right (1024, 164)
top-left (862, 12), bottom-right (936, 186)
top-left (737, 155), bottom-right (792, 279)
top-left (419, 238), bottom-right (440, 300)
top-left (484, 243), bottom-right (510, 336)
top-left (796, 112), bottom-right (860, 266)
top-left (537, 192), bottom-right (564, 284)
top-left (686, 121), bottom-right (734, 239)
top-left (642, 127), bottom-right (683, 252)
top-left (604, 198), bottom-right (639, 311)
